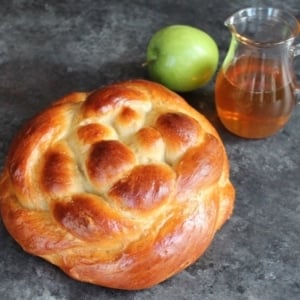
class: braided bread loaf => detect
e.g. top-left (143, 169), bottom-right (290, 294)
top-left (0, 79), bottom-right (234, 290)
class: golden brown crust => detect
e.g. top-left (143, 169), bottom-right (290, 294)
top-left (0, 79), bottom-right (235, 290)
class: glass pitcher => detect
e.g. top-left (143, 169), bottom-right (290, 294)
top-left (215, 7), bottom-right (300, 139)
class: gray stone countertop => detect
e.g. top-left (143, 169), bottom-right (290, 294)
top-left (0, 0), bottom-right (299, 299)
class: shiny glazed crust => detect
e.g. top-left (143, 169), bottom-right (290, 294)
top-left (0, 79), bottom-right (235, 290)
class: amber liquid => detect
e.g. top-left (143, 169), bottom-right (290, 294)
top-left (215, 56), bottom-right (296, 138)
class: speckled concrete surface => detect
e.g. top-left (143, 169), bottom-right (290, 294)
top-left (0, 0), bottom-right (300, 299)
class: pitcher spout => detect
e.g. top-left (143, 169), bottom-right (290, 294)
top-left (224, 7), bottom-right (300, 45)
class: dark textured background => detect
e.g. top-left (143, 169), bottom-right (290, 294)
top-left (0, 1), bottom-right (300, 299)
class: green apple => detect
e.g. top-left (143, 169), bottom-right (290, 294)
top-left (146, 25), bottom-right (219, 92)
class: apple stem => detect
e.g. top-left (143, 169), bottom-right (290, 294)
top-left (141, 59), bottom-right (157, 68)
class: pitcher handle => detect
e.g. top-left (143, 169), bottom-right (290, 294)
top-left (292, 43), bottom-right (300, 103)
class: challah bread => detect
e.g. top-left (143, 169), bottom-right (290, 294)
top-left (0, 79), bottom-right (235, 290)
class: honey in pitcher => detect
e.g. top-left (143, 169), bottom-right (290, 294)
top-left (215, 56), bottom-right (296, 139)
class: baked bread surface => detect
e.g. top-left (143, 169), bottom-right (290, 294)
top-left (0, 79), bottom-right (235, 290)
